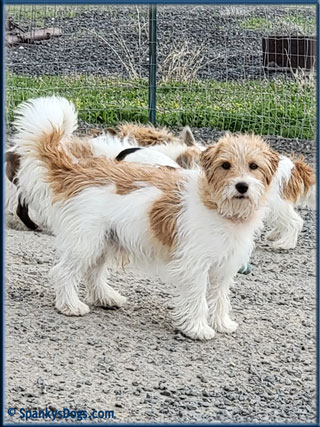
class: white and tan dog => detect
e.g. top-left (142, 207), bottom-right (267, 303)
top-left (12, 96), bottom-right (280, 340)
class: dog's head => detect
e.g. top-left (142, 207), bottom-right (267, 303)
top-left (200, 133), bottom-right (279, 221)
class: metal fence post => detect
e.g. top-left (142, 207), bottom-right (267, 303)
top-left (148, 5), bottom-right (157, 125)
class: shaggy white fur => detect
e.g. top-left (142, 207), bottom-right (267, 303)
top-left (12, 96), bottom-right (277, 340)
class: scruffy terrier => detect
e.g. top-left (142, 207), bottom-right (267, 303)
top-left (13, 96), bottom-right (280, 340)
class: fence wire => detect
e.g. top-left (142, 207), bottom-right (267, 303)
top-left (5, 4), bottom-right (316, 140)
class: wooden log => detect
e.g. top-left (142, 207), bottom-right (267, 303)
top-left (6, 27), bottom-right (62, 46)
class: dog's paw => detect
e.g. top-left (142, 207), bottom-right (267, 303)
top-left (271, 239), bottom-right (296, 250)
top-left (196, 324), bottom-right (216, 340)
top-left (178, 322), bottom-right (216, 341)
top-left (106, 292), bottom-right (127, 308)
top-left (56, 301), bottom-right (90, 316)
top-left (216, 319), bottom-right (238, 334)
top-left (87, 288), bottom-right (127, 308)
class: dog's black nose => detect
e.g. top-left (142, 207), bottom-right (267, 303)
top-left (235, 182), bottom-right (249, 194)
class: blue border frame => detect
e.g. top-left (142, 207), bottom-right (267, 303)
top-left (1, 1), bottom-right (319, 426)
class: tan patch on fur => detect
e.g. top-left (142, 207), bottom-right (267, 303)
top-left (283, 155), bottom-right (315, 203)
top-left (149, 189), bottom-right (183, 248)
top-left (37, 128), bottom-right (183, 201)
top-left (117, 123), bottom-right (178, 146)
top-left (66, 138), bottom-right (94, 160)
top-left (198, 175), bottom-right (218, 211)
top-left (176, 147), bottom-right (201, 169)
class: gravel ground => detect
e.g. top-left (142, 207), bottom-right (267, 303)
top-left (5, 133), bottom-right (317, 424)
top-left (6, 5), bottom-right (316, 80)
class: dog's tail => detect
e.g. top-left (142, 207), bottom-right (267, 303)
top-left (13, 96), bottom-right (78, 157)
top-left (283, 156), bottom-right (316, 209)
top-left (13, 96), bottom-right (114, 206)
top-left (12, 96), bottom-right (85, 212)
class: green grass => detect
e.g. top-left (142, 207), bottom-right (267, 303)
top-left (6, 73), bottom-right (316, 140)
top-left (239, 13), bottom-right (315, 34)
top-left (283, 14), bottom-right (315, 29)
top-left (239, 17), bottom-right (273, 30)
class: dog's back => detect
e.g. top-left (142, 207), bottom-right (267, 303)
top-left (282, 155), bottom-right (316, 209)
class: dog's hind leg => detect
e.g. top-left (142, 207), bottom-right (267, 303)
top-left (207, 269), bottom-right (238, 334)
top-left (85, 255), bottom-right (127, 308)
top-left (50, 256), bottom-right (90, 316)
top-left (50, 230), bottom-right (108, 316)
top-left (169, 261), bottom-right (215, 340)
top-left (266, 201), bottom-right (303, 250)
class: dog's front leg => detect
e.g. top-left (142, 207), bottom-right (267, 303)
top-left (170, 266), bottom-right (215, 340)
top-left (207, 269), bottom-right (238, 334)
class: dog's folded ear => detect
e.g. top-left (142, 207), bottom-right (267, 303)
top-left (180, 126), bottom-right (196, 147)
top-left (90, 128), bottom-right (103, 138)
top-left (200, 145), bottom-right (219, 183)
top-left (106, 127), bottom-right (118, 136)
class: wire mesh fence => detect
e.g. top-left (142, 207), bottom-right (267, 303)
top-left (5, 4), bottom-right (317, 140)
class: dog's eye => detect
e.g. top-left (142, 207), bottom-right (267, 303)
top-left (221, 162), bottom-right (231, 170)
top-left (249, 162), bottom-right (258, 170)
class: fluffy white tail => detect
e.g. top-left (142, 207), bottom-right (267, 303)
top-left (13, 96), bottom-right (78, 155)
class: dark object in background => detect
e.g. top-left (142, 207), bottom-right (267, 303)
top-left (262, 36), bottom-right (316, 70)
top-left (6, 26), bottom-right (62, 46)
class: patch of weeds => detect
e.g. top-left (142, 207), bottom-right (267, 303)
top-left (6, 73), bottom-right (316, 140)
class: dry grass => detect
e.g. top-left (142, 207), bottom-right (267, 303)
top-left (158, 41), bottom-right (220, 83)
